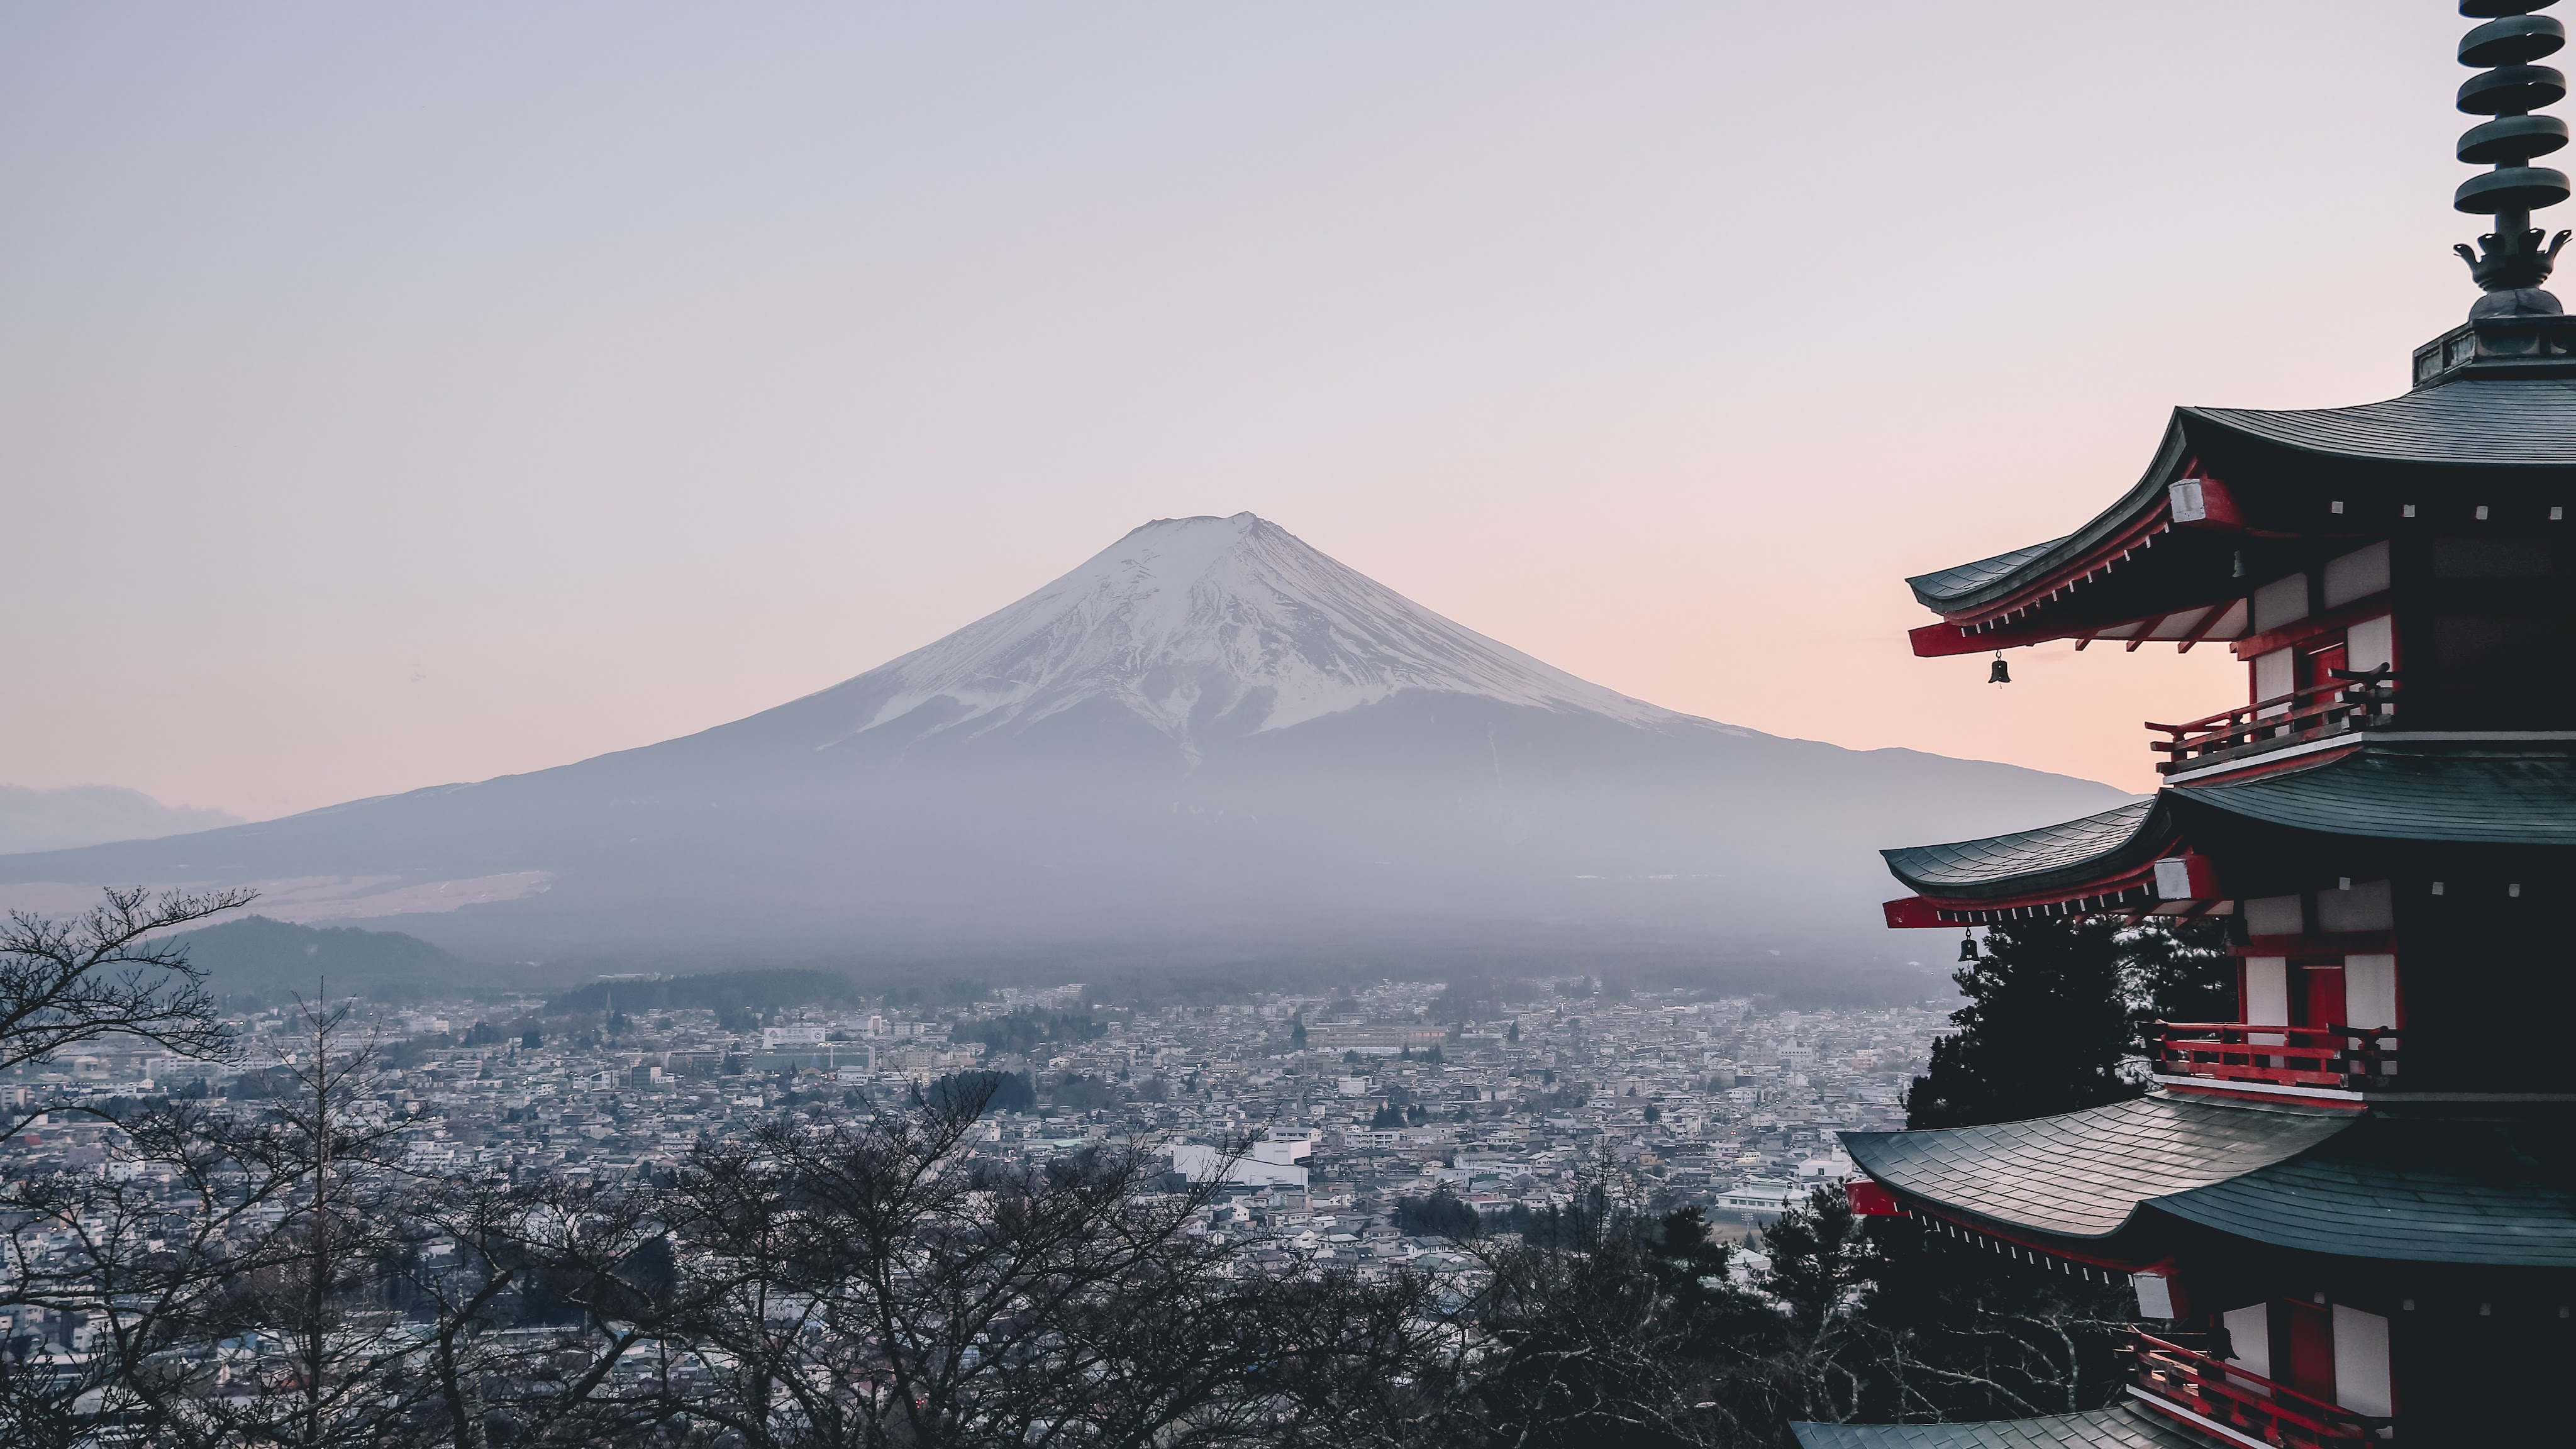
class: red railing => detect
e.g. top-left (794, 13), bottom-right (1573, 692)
top-left (2131, 1331), bottom-right (2391, 1446)
top-left (2157, 1022), bottom-right (2397, 1092)
top-left (2148, 669), bottom-right (2397, 775)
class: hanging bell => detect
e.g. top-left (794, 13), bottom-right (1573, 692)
top-left (1987, 654), bottom-right (2012, 686)
top-left (1957, 929), bottom-right (1980, 962)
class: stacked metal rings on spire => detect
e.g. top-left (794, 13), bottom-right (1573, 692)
top-left (2457, 0), bottom-right (2572, 215)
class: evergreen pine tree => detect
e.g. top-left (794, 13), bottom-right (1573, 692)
top-left (1904, 919), bottom-right (2138, 1130)
top-left (2122, 916), bottom-right (2236, 1053)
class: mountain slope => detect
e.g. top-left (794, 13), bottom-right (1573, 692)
top-left (843, 513), bottom-right (1674, 753)
top-left (0, 514), bottom-right (2131, 965)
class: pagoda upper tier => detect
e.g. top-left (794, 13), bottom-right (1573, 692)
top-left (1881, 744), bottom-right (2576, 927)
top-left (1907, 379), bottom-right (2576, 660)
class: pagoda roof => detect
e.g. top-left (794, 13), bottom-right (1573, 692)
top-left (2167, 747), bottom-right (2576, 845)
top-left (1881, 748), bottom-right (2576, 921)
top-left (2184, 378), bottom-right (2576, 470)
top-left (1882, 799), bottom-right (2163, 901)
top-left (1909, 537), bottom-right (2075, 608)
top-left (1902, 378), bottom-right (2576, 654)
top-left (1844, 1096), bottom-right (2576, 1267)
top-left (2148, 1114), bottom-right (2576, 1268)
top-left (1790, 1407), bottom-right (2210, 1449)
top-left (1840, 1094), bottom-right (2348, 1240)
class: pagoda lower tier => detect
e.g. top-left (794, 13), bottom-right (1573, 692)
top-left (1879, 741), bottom-right (2576, 1100)
top-left (1795, 1408), bottom-right (2211, 1449)
top-left (1825, 1092), bottom-right (2576, 1448)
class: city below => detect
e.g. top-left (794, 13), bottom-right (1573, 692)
top-left (1, 974), bottom-right (1933, 1330)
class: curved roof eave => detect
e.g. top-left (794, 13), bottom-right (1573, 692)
top-left (1906, 417), bottom-right (2189, 614)
top-left (2168, 747), bottom-right (2576, 847)
top-left (2141, 1116), bottom-right (2576, 1267)
top-left (2181, 377), bottom-right (2576, 469)
top-left (1880, 798), bottom-right (2165, 901)
top-left (1840, 1095), bottom-right (2353, 1242)
top-left (1906, 379), bottom-right (2576, 618)
top-left (1790, 1407), bottom-right (2213, 1449)
top-left (1881, 749), bottom-right (2576, 906)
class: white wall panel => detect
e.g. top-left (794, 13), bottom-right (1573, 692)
top-left (2224, 1302), bottom-right (2273, 1382)
top-left (2245, 958), bottom-right (2290, 1027)
top-left (2331, 1305), bottom-right (2392, 1418)
top-left (2344, 955), bottom-right (2399, 1033)
top-left (2253, 574), bottom-right (2311, 633)
top-left (2323, 542), bottom-right (2390, 608)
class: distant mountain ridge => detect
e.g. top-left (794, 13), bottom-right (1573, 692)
top-left (0, 784), bottom-right (242, 855)
top-left (0, 514), bottom-right (2132, 968)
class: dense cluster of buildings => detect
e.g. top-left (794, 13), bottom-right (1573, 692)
top-left (0, 976), bottom-right (1942, 1307)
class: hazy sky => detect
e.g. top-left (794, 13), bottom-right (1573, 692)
top-left (4, 3), bottom-right (2489, 820)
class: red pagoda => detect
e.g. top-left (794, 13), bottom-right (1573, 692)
top-left (1800, 6), bottom-right (2576, 1447)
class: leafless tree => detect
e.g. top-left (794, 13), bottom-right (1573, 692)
top-left (1216, 1263), bottom-right (1462, 1449)
top-left (0, 886), bottom-right (252, 1141)
top-left (492, 1077), bottom-right (1292, 1449)
top-left (11, 985), bottom-right (2132, 1449)
top-left (0, 990), bottom-right (406, 1446)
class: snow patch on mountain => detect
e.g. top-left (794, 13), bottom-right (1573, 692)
top-left (847, 513), bottom-right (1689, 752)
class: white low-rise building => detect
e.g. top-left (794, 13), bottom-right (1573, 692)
top-left (1171, 1144), bottom-right (1310, 1190)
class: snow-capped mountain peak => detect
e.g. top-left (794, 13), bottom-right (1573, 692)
top-left (847, 512), bottom-right (1682, 750)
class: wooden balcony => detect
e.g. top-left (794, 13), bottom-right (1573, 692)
top-left (2131, 1331), bottom-right (2391, 1446)
top-left (2155, 1022), bottom-right (2398, 1093)
top-left (2149, 670), bottom-right (2397, 776)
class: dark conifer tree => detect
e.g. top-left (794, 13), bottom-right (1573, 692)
top-left (1905, 918), bottom-right (2138, 1130)
top-left (2123, 915), bottom-right (2236, 1053)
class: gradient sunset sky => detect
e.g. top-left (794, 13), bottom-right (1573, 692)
top-left (3, 3), bottom-right (2495, 819)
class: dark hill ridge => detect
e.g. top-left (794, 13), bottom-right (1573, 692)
top-left (1, 516), bottom-right (2132, 967)
top-left (175, 916), bottom-right (465, 1006)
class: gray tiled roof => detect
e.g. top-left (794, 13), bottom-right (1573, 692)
top-left (1907, 538), bottom-right (2072, 608)
top-left (1881, 801), bottom-right (2162, 899)
top-left (2173, 747), bottom-right (2576, 845)
top-left (1879, 748), bottom-right (2576, 904)
top-left (1848, 1097), bottom-right (2576, 1267)
top-left (1905, 379), bottom-right (2576, 614)
top-left (2151, 1116), bottom-right (2576, 1267)
top-left (1791, 1406), bottom-right (2212, 1449)
top-left (1840, 1095), bottom-right (2352, 1239)
top-left (2184, 379), bottom-right (2576, 467)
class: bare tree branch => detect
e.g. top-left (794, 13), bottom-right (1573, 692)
top-left (0, 886), bottom-right (252, 1093)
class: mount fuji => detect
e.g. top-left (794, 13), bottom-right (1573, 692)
top-left (0, 514), bottom-right (2129, 973)
top-left (844, 512), bottom-right (1676, 752)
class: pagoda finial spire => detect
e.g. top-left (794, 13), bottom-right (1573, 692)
top-left (2452, 0), bottom-right (2575, 318)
